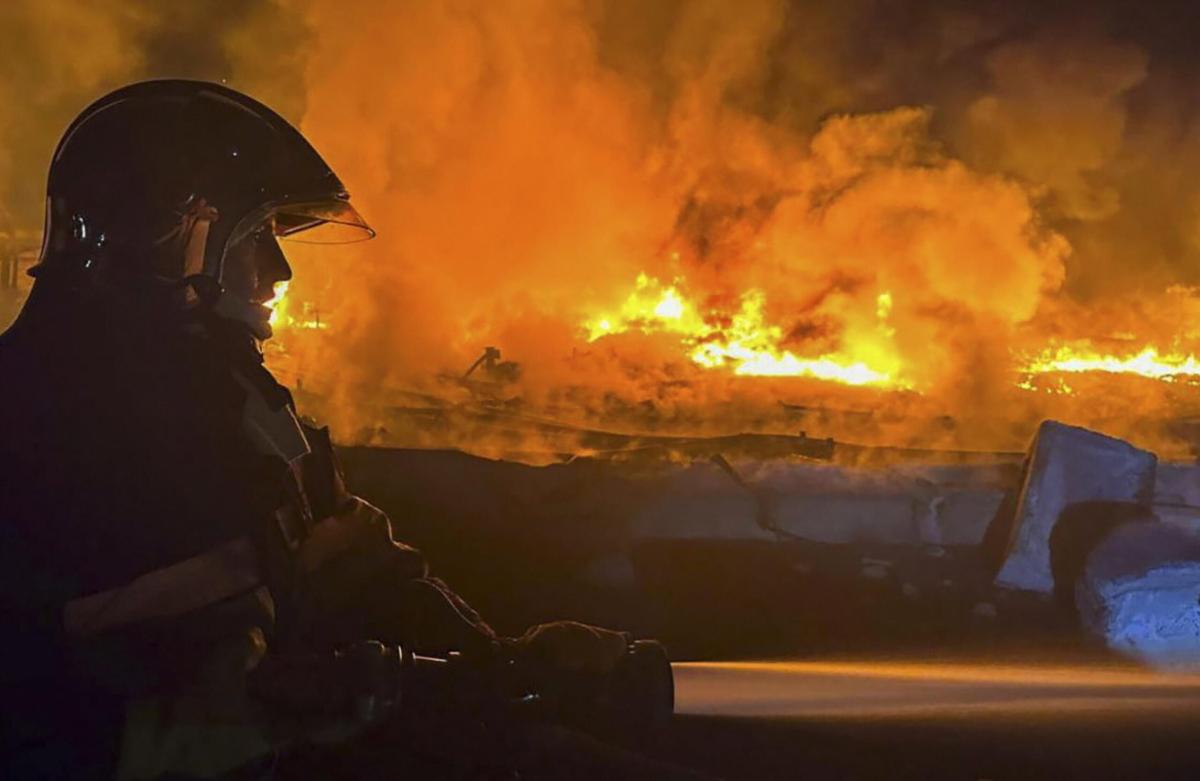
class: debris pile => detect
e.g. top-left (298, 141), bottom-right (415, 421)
top-left (990, 421), bottom-right (1157, 593)
top-left (343, 419), bottom-right (1200, 665)
top-left (981, 420), bottom-right (1200, 668)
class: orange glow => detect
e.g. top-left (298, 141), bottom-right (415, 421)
top-left (1021, 344), bottom-right (1200, 387)
top-left (582, 276), bottom-right (1200, 395)
top-left (585, 274), bottom-right (906, 387)
top-left (266, 280), bottom-right (289, 328)
top-left (255, 2), bottom-right (1200, 456)
top-left (268, 280), bottom-right (328, 331)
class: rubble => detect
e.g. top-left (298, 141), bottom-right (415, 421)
top-left (629, 460), bottom-right (770, 541)
top-left (1153, 464), bottom-right (1200, 507)
top-left (631, 460), bottom-right (1011, 546)
top-left (340, 435), bottom-right (1200, 660)
top-left (1076, 522), bottom-right (1200, 669)
top-left (1153, 502), bottom-right (1200, 534)
top-left (1048, 501), bottom-right (1154, 610)
top-left (992, 421), bottom-right (1157, 593)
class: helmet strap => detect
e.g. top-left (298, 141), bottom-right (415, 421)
top-left (182, 273), bottom-right (223, 309)
top-left (156, 197), bottom-right (221, 293)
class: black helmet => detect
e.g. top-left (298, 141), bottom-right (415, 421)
top-left (32, 79), bottom-right (372, 316)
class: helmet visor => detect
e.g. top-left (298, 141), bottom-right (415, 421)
top-left (225, 197), bottom-right (375, 253)
top-left (274, 199), bottom-right (376, 244)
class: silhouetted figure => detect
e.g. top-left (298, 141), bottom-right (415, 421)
top-left (0, 81), bottom-right (672, 780)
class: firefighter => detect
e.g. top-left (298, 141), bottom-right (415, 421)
top-left (0, 80), bottom-right (665, 779)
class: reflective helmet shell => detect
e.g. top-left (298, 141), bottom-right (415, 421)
top-left (33, 79), bottom-right (371, 292)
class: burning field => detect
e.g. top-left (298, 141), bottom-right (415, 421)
top-left (4, 1), bottom-right (1200, 459)
top-left (267, 0), bottom-right (1200, 460)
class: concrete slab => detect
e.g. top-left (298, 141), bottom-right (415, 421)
top-left (1154, 463), bottom-right (1200, 506)
top-left (993, 421), bottom-right (1157, 593)
top-left (629, 460), bottom-right (771, 541)
top-left (631, 460), bottom-right (1012, 546)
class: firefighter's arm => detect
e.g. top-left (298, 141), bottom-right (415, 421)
top-left (512, 620), bottom-right (631, 675)
top-left (294, 421), bottom-right (628, 672)
top-left (295, 421), bottom-right (428, 584)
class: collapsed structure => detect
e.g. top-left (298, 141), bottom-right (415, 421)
top-left (342, 418), bottom-right (1200, 668)
top-left (989, 421), bottom-right (1200, 668)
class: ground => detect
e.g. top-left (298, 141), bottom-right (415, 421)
top-left (337, 446), bottom-right (1200, 778)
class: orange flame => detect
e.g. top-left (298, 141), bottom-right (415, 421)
top-left (1021, 344), bottom-right (1200, 383)
top-left (585, 277), bottom-right (1200, 394)
top-left (585, 274), bottom-right (906, 387)
top-left (268, 280), bottom-right (328, 331)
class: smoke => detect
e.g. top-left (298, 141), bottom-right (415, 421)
top-left (5, 0), bottom-right (1200, 454)
top-left (0, 2), bottom-right (147, 231)
top-left (284, 0), bottom-right (1076, 445)
top-left (0, 1), bottom-right (309, 232)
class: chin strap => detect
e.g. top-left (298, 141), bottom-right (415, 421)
top-left (181, 272), bottom-right (274, 342)
top-left (165, 196), bottom-right (275, 340)
top-left (182, 272), bottom-right (223, 308)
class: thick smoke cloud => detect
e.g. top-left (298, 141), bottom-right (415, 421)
top-left (286, 0), bottom-right (1083, 445)
top-left (5, 0), bottom-right (1200, 454)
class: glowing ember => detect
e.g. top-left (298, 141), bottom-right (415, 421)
top-left (585, 275), bottom-right (905, 387)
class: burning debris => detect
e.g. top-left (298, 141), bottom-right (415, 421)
top-left (1022, 345), bottom-right (1200, 382)
top-left (584, 273), bottom-right (903, 386)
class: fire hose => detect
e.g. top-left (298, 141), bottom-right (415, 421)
top-left (248, 638), bottom-right (675, 742)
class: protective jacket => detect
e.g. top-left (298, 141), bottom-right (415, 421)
top-left (2, 78), bottom-right (639, 780)
top-left (0, 284), bottom-right (489, 778)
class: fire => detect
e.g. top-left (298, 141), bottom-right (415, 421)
top-left (1021, 345), bottom-right (1200, 383)
top-left (585, 274), bottom-right (706, 341)
top-left (267, 280), bottom-right (289, 327)
top-left (585, 274), bottom-right (905, 387)
top-left (267, 280), bottom-right (328, 331)
top-left (585, 277), bottom-right (1200, 394)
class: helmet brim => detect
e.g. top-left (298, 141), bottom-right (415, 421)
top-left (226, 197), bottom-right (376, 253)
top-left (275, 199), bottom-right (376, 244)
